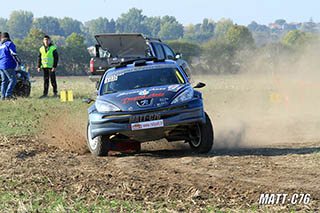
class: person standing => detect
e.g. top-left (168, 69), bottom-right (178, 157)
top-left (0, 32), bottom-right (21, 100)
top-left (37, 35), bottom-right (59, 98)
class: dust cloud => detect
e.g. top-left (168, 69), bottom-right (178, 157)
top-left (39, 44), bottom-right (320, 153)
top-left (39, 111), bottom-right (88, 154)
top-left (202, 43), bottom-right (320, 149)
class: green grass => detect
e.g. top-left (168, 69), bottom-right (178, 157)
top-left (0, 190), bottom-right (141, 212)
top-left (0, 77), bottom-right (95, 136)
top-left (0, 97), bottom-right (91, 136)
top-left (0, 177), bottom-right (144, 212)
top-left (0, 176), bottom-right (223, 212)
top-left (312, 151), bottom-right (320, 160)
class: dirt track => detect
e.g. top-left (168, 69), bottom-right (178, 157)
top-left (1, 135), bottom-right (319, 211)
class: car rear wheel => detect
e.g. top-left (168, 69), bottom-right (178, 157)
top-left (188, 112), bottom-right (214, 153)
top-left (86, 122), bottom-right (110, 156)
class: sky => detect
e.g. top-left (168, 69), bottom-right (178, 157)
top-left (2, 0), bottom-right (319, 26)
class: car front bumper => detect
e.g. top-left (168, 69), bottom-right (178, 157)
top-left (89, 99), bottom-right (205, 140)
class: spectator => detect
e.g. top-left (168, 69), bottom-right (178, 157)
top-left (0, 32), bottom-right (21, 100)
top-left (37, 35), bottom-right (59, 98)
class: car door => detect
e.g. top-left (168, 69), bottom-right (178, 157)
top-left (161, 43), bottom-right (192, 80)
top-left (162, 44), bottom-right (176, 60)
top-left (151, 42), bottom-right (166, 59)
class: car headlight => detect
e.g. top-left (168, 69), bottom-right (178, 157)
top-left (95, 100), bottom-right (120, 113)
top-left (171, 88), bottom-right (194, 104)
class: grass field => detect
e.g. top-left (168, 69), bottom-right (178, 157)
top-left (0, 77), bottom-right (94, 136)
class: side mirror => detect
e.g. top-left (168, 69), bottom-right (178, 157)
top-left (83, 98), bottom-right (94, 104)
top-left (175, 53), bottom-right (182, 60)
top-left (193, 82), bottom-right (206, 89)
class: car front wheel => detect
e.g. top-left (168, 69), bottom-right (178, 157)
top-left (86, 122), bottom-right (110, 156)
top-left (188, 112), bottom-right (214, 153)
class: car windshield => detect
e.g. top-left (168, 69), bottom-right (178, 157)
top-left (102, 65), bottom-right (185, 93)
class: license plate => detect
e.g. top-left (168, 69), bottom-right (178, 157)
top-left (131, 119), bottom-right (164, 131)
top-left (129, 113), bottom-right (161, 123)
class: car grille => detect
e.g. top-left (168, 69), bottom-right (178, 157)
top-left (102, 105), bottom-right (188, 123)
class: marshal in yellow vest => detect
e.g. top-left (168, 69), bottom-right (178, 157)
top-left (40, 45), bottom-right (56, 68)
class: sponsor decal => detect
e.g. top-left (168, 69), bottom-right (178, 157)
top-left (148, 87), bottom-right (167, 92)
top-left (121, 92), bottom-right (165, 104)
top-left (117, 90), bottom-right (140, 97)
top-left (116, 87), bottom-right (167, 97)
top-left (138, 90), bottom-right (149, 96)
top-left (157, 97), bottom-right (169, 107)
top-left (131, 120), bottom-right (164, 131)
top-left (104, 75), bottom-right (118, 83)
top-left (104, 72), bottom-right (125, 84)
top-left (168, 84), bottom-right (183, 92)
top-left (137, 99), bottom-right (152, 107)
top-left (159, 97), bottom-right (169, 102)
top-left (132, 123), bottom-right (143, 130)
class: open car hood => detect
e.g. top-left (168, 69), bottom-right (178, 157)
top-left (95, 33), bottom-right (147, 58)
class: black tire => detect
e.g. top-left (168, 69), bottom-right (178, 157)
top-left (188, 112), bottom-right (214, 153)
top-left (13, 81), bottom-right (31, 97)
top-left (23, 82), bottom-right (31, 97)
top-left (86, 122), bottom-right (110, 156)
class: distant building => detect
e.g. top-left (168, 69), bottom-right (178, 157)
top-left (288, 22), bottom-right (302, 30)
top-left (314, 23), bottom-right (320, 31)
top-left (268, 23), bottom-right (282, 29)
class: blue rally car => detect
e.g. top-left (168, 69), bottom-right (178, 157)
top-left (86, 58), bottom-right (214, 156)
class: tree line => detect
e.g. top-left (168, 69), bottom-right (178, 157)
top-left (0, 8), bottom-right (318, 76)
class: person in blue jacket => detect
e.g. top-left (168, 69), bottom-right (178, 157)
top-left (0, 32), bottom-right (21, 100)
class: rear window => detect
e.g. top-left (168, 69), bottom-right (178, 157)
top-left (102, 65), bottom-right (185, 94)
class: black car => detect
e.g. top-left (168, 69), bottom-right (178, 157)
top-left (87, 34), bottom-right (192, 81)
top-left (85, 58), bottom-right (213, 156)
